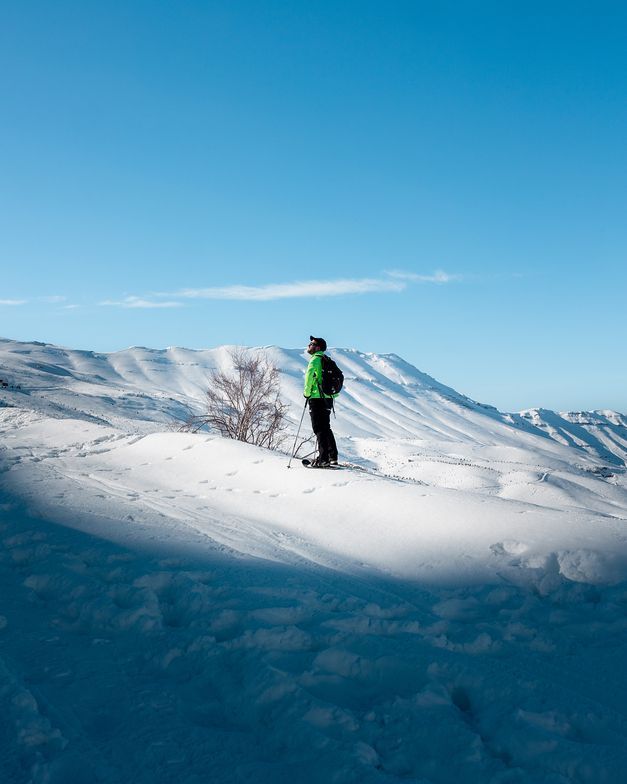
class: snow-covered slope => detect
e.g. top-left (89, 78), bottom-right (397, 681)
top-left (2, 337), bottom-right (626, 514)
top-left (2, 337), bottom-right (627, 783)
top-left (2, 336), bottom-right (625, 463)
top-left (515, 407), bottom-right (627, 466)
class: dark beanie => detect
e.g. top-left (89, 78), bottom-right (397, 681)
top-left (310, 335), bottom-right (327, 351)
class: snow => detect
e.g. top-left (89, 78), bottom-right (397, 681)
top-left (2, 337), bottom-right (627, 782)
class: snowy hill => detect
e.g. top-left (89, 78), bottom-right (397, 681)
top-left (2, 336), bottom-right (626, 461)
top-left (2, 336), bottom-right (627, 783)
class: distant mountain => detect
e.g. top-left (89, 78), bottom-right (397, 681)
top-left (512, 408), bottom-right (627, 466)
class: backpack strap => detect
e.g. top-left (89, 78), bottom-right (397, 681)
top-left (315, 355), bottom-right (335, 413)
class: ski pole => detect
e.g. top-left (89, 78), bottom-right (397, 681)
top-left (288, 399), bottom-right (308, 468)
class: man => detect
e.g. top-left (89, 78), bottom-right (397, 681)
top-left (304, 336), bottom-right (338, 467)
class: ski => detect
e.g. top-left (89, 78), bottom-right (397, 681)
top-left (302, 459), bottom-right (342, 470)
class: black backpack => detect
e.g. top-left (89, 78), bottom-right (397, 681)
top-left (320, 355), bottom-right (344, 396)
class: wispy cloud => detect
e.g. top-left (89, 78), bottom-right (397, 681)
top-left (0, 299), bottom-right (27, 306)
top-left (384, 269), bottom-right (460, 283)
top-left (100, 297), bottom-right (184, 308)
top-left (175, 277), bottom-right (406, 301)
top-left (100, 271), bottom-right (457, 309)
top-left (39, 295), bottom-right (67, 303)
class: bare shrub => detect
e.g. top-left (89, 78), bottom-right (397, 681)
top-left (171, 348), bottom-right (290, 450)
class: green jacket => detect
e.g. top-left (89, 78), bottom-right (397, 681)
top-left (304, 351), bottom-right (327, 399)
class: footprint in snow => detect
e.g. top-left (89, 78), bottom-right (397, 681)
top-left (225, 471), bottom-right (237, 476)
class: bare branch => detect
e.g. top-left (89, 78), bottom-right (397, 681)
top-left (169, 348), bottom-right (290, 450)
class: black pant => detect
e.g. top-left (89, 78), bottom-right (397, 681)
top-left (308, 398), bottom-right (338, 462)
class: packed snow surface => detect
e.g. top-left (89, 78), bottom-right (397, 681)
top-left (1, 337), bottom-right (627, 783)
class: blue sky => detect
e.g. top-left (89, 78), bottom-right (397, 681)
top-left (2, 1), bottom-right (626, 413)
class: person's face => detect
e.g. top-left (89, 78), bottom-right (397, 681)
top-left (307, 340), bottom-right (319, 355)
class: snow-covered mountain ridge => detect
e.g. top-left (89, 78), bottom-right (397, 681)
top-left (1, 337), bottom-right (626, 467)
